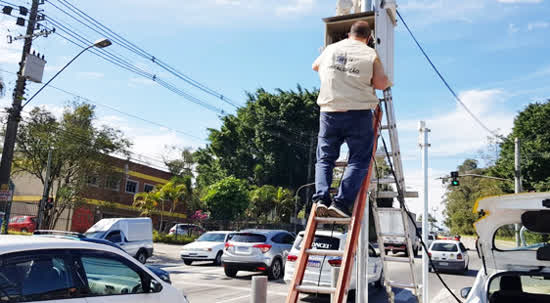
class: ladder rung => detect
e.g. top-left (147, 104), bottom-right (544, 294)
top-left (335, 161), bottom-right (347, 167)
top-left (371, 177), bottom-right (395, 185)
top-left (379, 232), bottom-right (406, 237)
top-left (388, 280), bottom-right (417, 290)
top-left (383, 256), bottom-right (411, 263)
top-left (315, 217), bottom-right (352, 224)
top-left (306, 249), bottom-right (344, 257)
top-left (295, 285), bottom-right (336, 294)
top-left (373, 191), bottom-right (419, 198)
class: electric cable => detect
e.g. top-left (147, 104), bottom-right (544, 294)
top-left (396, 10), bottom-right (501, 140)
top-left (380, 133), bottom-right (463, 303)
top-left (48, 0), bottom-right (242, 109)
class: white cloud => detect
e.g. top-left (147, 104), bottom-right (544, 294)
top-left (399, 89), bottom-right (514, 157)
top-left (0, 20), bottom-right (21, 64)
top-left (527, 21), bottom-right (550, 31)
top-left (404, 167), bottom-right (448, 225)
top-left (498, 0), bottom-right (542, 3)
top-left (276, 0), bottom-right (315, 16)
top-left (128, 77), bottom-right (155, 87)
top-left (399, 0), bottom-right (486, 25)
top-left (508, 23), bottom-right (519, 34)
top-left (77, 72), bottom-right (105, 80)
top-left (215, 0), bottom-right (241, 5)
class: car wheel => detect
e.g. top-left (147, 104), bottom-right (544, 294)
top-left (375, 270), bottom-right (384, 288)
top-left (214, 251), bottom-right (223, 266)
top-left (21, 228), bottom-right (28, 233)
top-left (183, 260), bottom-right (193, 266)
top-left (385, 250), bottom-right (390, 255)
top-left (136, 250), bottom-right (147, 264)
top-left (268, 258), bottom-right (283, 280)
top-left (224, 265), bottom-right (238, 278)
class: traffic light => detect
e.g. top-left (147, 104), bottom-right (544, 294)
top-left (450, 171), bottom-right (460, 186)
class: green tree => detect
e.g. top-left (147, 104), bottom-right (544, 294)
top-left (248, 185), bottom-right (278, 222)
top-left (164, 147), bottom-right (195, 177)
top-left (133, 187), bottom-right (164, 229)
top-left (202, 177), bottom-right (250, 221)
top-left (195, 87), bottom-right (319, 190)
top-left (159, 175), bottom-right (194, 213)
top-left (12, 103), bottom-right (131, 229)
top-left (491, 100), bottom-right (550, 191)
top-left (443, 159), bottom-right (504, 235)
top-left (273, 187), bottom-right (294, 223)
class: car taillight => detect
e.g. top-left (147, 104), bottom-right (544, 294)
top-left (328, 258), bottom-right (342, 267)
top-left (225, 242), bottom-right (234, 250)
top-left (253, 244), bottom-right (272, 253)
top-left (287, 255), bottom-right (298, 262)
top-left (170, 228), bottom-right (175, 232)
top-left (457, 253), bottom-right (462, 260)
top-left (428, 252), bottom-right (432, 257)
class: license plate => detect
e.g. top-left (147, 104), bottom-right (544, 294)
top-left (439, 262), bottom-right (448, 266)
top-left (237, 246), bottom-right (249, 252)
top-left (189, 253), bottom-right (197, 256)
top-left (307, 260), bottom-right (321, 268)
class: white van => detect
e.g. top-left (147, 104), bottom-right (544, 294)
top-left (84, 218), bottom-right (154, 264)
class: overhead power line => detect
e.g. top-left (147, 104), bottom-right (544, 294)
top-left (47, 0), bottom-right (242, 109)
top-left (396, 10), bottom-right (501, 139)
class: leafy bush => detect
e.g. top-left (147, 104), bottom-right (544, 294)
top-left (153, 230), bottom-right (196, 245)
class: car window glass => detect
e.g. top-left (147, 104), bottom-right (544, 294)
top-left (430, 243), bottom-right (459, 252)
top-left (488, 274), bottom-right (550, 299)
top-left (231, 233), bottom-right (267, 243)
top-left (283, 234), bottom-right (295, 245)
top-left (106, 231), bottom-right (122, 243)
top-left (428, 235), bottom-right (434, 240)
top-left (494, 224), bottom-right (550, 251)
top-left (296, 235), bottom-right (340, 250)
top-left (80, 256), bottom-right (145, 296)
top-left (459, 243), bottom-right (467, 252)
top-left (197, 233), bottom-right (226, 242)
top-left (0, 254), bottom-right (74, 302)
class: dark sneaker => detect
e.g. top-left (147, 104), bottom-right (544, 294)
top-left (327, 202), bottom-right (351, 218)
top-left (315, 199), bottom-right (331, 217)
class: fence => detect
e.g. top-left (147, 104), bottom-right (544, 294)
top-left (0, 201), bottom-right (72, 232)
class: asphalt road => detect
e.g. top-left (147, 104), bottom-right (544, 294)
top-left (149, 241), bottom-right (481, 303)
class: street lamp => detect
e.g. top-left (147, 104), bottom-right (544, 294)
top-left (293, 183), bottom-right (315, 233)
top-left (22, 38), bottom-right (112, 108)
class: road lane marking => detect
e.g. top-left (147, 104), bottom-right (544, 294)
top-left (215, 294), bottom-right (250, 303)
top-left (173, 281), bottom-right (288, 296)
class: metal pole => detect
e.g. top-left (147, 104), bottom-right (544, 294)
top-left (37, 148), bottom-right (52, 230)
top-left (251, 276), bottom-right (267, 303)
top-left (357, 194), bottom-right (369, 303)
top-left (362, 0), bottom-right (372, 12)
top-left (0, 0), bottom-right (40, 230)
top-left (514, 138), bottom-right (522, 247)
top-left (419, 121), bottom-right (430, 303)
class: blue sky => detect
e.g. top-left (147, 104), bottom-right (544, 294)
top-left (1, 0), bottom-right (549, 221)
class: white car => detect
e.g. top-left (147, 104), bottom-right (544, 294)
top-left (0, 235), bottom-right (189, 303)
top-left (284, 230), bottom-right (383, 290)
top-left (180, 231), bottom-right (233, 265)
top-left (428, 239), bottom-right (469, 273)
top-left (461, 192), bottom-right (550, 302)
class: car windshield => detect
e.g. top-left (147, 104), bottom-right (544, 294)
top-left (431, 243), bottom-right (458, 252)
top-left (231, 233), bottom-right (266, 243)
top-left (83, 231), bottom-right (104, 239)
top-left (197, 233), bottom-right (226, 242)
top-left (494, 224), bottom-right (550, 251)
top-left (297, 235), bottom-right (340, 251)
top-left (489, 273), bottom-right (550, 300)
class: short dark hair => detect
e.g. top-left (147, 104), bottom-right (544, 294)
top-left (350, 21), bottom-right (371, 39)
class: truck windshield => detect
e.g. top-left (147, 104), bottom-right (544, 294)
top-left (84, 231), bottom-right (104, 239)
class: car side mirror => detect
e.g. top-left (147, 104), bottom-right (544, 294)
top-left (460, 287), bottom-right (471, 299)
top-left (150, 279), bottom-right (163, 293)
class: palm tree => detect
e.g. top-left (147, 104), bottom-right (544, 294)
top-left (133, 187), bottom-right (163, 229)
top-left (160, 176), bottom-right (193, 213)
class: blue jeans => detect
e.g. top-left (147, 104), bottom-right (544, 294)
top-left (313, 110), bottom-right (374, 210)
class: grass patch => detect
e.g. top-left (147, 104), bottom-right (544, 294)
top-left (153, 230), bottom-right (196, 245)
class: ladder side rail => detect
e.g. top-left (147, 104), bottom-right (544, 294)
top-left (371, 196), bottom-right (396, 302)
top-left (285, 205), bottom-right (319, 303)
top-left (383, 89), bottom-right (406, 191)
top-left (399, 206), bottom-right (420, 297)
top-left (333, 107), bottom-right (383, 303)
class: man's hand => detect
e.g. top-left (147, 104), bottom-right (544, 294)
top-left (372, 58), bottom-right (389, 90)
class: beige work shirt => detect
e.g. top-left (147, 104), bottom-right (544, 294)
top-left (314, 39), bottom-right (379, 112)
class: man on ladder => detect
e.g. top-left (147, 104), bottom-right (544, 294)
top-left (312, 20), bottom-right (390, 218)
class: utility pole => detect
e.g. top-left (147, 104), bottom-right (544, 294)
top-left (37, 148), bottom-right (53, 230)
top-left (419, 121), bottom-right (430, 303)
top-left (304, 133), bottom-right (315, 211)
top-left (514, 138), bottom-right (522, 247)
top-left (0, 0), bottom-right (40, 232)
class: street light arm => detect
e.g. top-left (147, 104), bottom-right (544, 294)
top-left (22, 45), bottom-right (94, 108)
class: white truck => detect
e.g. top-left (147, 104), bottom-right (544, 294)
top-left (379, 209), bottom-right (419, 256)
top-left (84, 217), bottom-right (154, 264)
